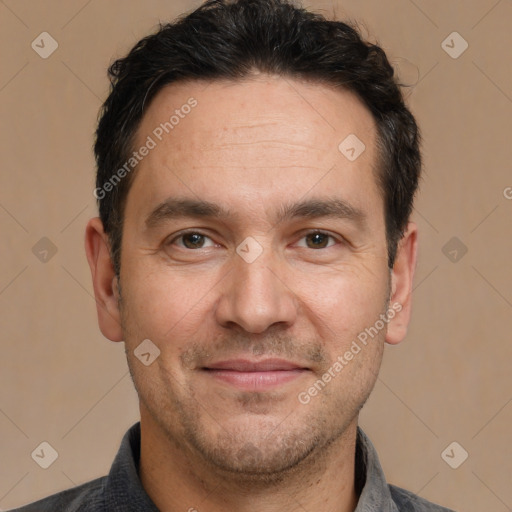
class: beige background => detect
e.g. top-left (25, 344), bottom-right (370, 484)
top-left (1, 1), bottom-right (511, 510)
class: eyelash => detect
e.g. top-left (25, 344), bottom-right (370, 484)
top-left (167, 229), bottom-right (340, 250)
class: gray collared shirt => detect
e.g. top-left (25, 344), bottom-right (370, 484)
top-left (9, 422), bottom-right (455, 511)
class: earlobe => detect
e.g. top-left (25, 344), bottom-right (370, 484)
top-left (84, 217), bottom-right (124, 342)
top-left (385, 222), bottom-right (418, 345)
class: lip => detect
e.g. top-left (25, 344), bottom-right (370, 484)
top-left (202, 358), bottom-right (309, 391)
top-left (204, 358), bottom-right (306, 372)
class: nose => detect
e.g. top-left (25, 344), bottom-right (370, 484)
top-left (215, 246), bottom-right (298, 334)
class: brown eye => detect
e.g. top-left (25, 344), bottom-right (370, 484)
top-left (303, 232), bottom-right (334, 249)
top-left (182, 233), bottom-right (206, 249)
top-left (169, 232), bottom-right (216, 249)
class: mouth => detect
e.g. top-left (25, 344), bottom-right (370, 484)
top-left (201, 358), bottom-right (310, 391)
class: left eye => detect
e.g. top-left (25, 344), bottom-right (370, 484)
top-left (296, 231), bottom-right (337, 249)
top-left (173, 232), bottom-right (216, 249)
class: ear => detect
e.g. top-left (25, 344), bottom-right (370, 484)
top-left (84, 217), bottom-right (123, 342)
top-left (385, 222), bottom-right (418, 345)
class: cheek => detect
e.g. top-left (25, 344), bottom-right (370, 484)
top-left (120, 265), bottom-right (219, 346)
top-left (294, 262), bottom-right (388, 323)
top-left (289, 264), bottom-right (389, 369)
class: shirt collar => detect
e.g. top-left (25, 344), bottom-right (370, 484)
top-left (354, 426), bottom-right (398, 512)
top-left (104, 422), bottom-right (159, 511)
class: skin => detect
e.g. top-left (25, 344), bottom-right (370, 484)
top-left (85, 75), bottom-right (417, 512)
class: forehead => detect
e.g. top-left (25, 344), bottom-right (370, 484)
top-left (128, 75), bottom-right (380, 220)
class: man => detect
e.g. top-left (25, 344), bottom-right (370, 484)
top-left (11, 0), bottom-right (455, 510)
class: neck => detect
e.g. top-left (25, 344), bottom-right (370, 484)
top-left (139, 410), bottom-right (359, 512)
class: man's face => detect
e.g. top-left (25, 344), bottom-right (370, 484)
top-left (113, 76), bottom-right (393, 474)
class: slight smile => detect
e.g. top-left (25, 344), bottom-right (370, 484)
top-left (202, 358), bottom-right (310, 391)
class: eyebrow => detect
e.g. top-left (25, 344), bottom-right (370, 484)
top-left (144, 196), bottom-right (366, 229)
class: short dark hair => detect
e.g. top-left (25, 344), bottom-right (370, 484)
top-left (94, 0), bottom-right (421, 275)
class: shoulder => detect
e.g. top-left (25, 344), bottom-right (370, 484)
top-left (7, 476), bottom-right (106, 512)
top-left (389, 484), bottom-right (456, 511)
